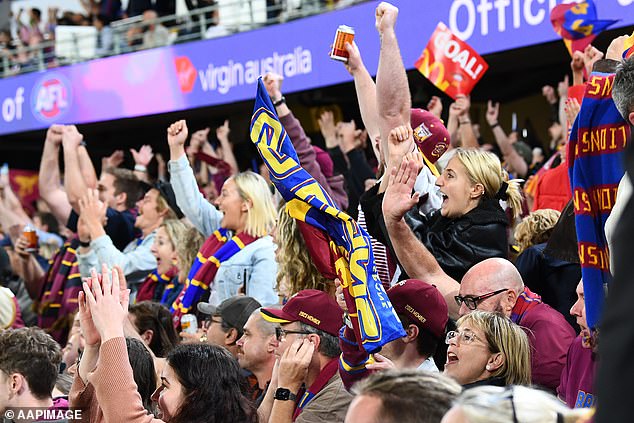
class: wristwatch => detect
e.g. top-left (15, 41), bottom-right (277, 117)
top-left (274, 387), bottom-right (297, 401)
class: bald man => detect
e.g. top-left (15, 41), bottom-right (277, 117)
top-left (455, 258), bottom-right (575, 392)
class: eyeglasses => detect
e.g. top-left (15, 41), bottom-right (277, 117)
top-left (275, 327), bottom-right (312, 341)
top-left (454, 288), bottom-right (509, 310)
top-left (445, 330), bottom-right (481, 345)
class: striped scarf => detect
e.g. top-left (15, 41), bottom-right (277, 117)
top-left (170, 228), bottom-right (257, 324)
top-left (510, 287), bottom-right (542, 324)
top-left (136, 266), bottom-right (179, 303)
top-left (35, 238), bottom-right (82, 344)
top-left (567, 67), bottom-right (629, 329)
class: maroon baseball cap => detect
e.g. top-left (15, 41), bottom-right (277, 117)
top-left (410, 108), bottom-right (450, 166)
top-left (260, 289), bottom-right (342, 336)
top-left (387, 279), bottom-right (448, 339)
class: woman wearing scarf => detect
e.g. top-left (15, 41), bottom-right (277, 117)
top-left (166, 120), bottom-right (278, 323)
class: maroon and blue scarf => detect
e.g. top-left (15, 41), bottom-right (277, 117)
top-left (510, 287), bottom-right (542, 324)
top-left (567, 67), bottom-right (630, 329)
top-left (170, 228), bottom-right (257, 324)
top-left (36, 238), bottom-right (82, 344)
top-left (136, 266), bottom-right (179, 303)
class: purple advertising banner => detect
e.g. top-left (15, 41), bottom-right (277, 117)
top-left (0, 0), bottom-right (632, 136)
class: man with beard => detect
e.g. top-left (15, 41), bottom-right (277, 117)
top-left (455, 257), bottom-right (575, 392)
top-left (236, 309), bottom-right (278, 406)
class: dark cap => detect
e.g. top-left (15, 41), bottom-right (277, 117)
top-left (410, 108), bottom-right (450, 166)
top-left (387, 279), bottom-right (448, 339)
top-left (197, 296), bottom-right (261, 330)
top-left (260, 289), bottom-right (342, 337)
top-left (155, 180), bottom-right (184, 219)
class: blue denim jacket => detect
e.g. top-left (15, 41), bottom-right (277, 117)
top-left (168, 154), bottom-right (278, 306)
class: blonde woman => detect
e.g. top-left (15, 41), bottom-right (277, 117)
top-left (166, 120), bottom-right (278, 315)
top-left (444, 310), bottom-right (531, 388)
top-left (383, 146), bottom-right (523, 283)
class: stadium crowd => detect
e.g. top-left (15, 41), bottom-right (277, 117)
top-left (0, 1), bottom-right (633, 422)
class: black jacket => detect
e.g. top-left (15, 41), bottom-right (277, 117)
top-left (360, 184), bottom-right (509, 282)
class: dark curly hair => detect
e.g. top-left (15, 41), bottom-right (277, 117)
top-left (167, 343), bottom-right (258, 423)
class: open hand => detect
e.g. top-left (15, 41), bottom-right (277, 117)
top-left (278, 338), bottom-right (314, 391)
top-left (382, 155), bottom-right (420, 223)
top-left (82, 264), bottom-right (130, 342)
top-left (427, 96), bottom-right (443, 118)
top-left (102, 150), bottom-right (124, 169)
top-left (130, 145), bottom-right (153, 166)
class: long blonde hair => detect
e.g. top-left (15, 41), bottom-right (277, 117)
top-left (275, 206), bottom-right (332, 298)
top-left (231, 171), bottom-right (276, 238)
top-left (457, 311), bottom-right (531, 386)
top-left (455, 148), bottom-right (523, 219)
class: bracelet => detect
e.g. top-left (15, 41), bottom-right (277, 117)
top-left (79, 140), bottom-right (87, 147)
top-left (459, 120), bottom-right (471, 125)
top-left (273, 96), bottom-right (286, 107)
top-left (79, 240), bottom-right (90, 248)
top-left (490, 122), bottom-right (500, 129)
top-left (134, 164), bottom-right (147, 172)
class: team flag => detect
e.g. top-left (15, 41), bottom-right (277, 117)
top-left (551, 0), bottom-right (618, 55)
top-left (249, 78), bottom-right (405, 353)
top-left (414, 22), bottom-right (488, 100)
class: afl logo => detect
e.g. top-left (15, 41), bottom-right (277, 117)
top-left (31, 75), bottom-right (72, 121)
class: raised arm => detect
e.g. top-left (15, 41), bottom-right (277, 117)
top-left (168, 120), bottom-right (222, 237)
top-left (454, 95), bottom-right (478, 149)
top-left (344, 41), bottom-right (380, 148)
top-left (215, 120), bottom-right (239, 176)
top-left (39, 125), bottom-right (72, 225)
top-left (130, 145), bottom-right (154, 183)
top-left (382, 154), bottom-right (460, 319)
top-left (375, 2), bottom-right (412, 173)
top-left (486, 101), bottom-right (527, 178)
top-left (62, 125), bottom-right (91, 211)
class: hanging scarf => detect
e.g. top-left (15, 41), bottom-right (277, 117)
top-left (567, 65), bottom-right (629, 330)
top-left (170, 228), bottom-right (258, 324)
top-left (292, 358), bottom-right (339, 421)
top-left (35, 238), bottom-right (82, 344)
top-left (136, 266), bottom-right (179, 303)
top-left (510, 287), bottom-right (542, 325)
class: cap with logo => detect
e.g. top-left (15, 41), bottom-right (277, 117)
top-left (410, 108), bottom-right (450, 170)
top-left (387, 279), bottom-right (448, 340)
top-left (260, 289), bottom-right (342, 337)
top-left (197, 296), bottom-right (261, 330)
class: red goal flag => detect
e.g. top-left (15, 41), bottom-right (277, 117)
top-left (414, 22), bottom-right (488, 100)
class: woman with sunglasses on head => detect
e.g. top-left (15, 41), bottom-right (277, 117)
top-left (444, 310), bottom-right (531, 389)
top-left (73, 265), bottom-right (259, 423)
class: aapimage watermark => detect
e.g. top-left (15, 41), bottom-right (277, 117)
top-left (4, 408), bottom-right (82, 421)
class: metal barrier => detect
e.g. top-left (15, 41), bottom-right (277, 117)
top-left (1, 0), bottom-right (367, 79)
